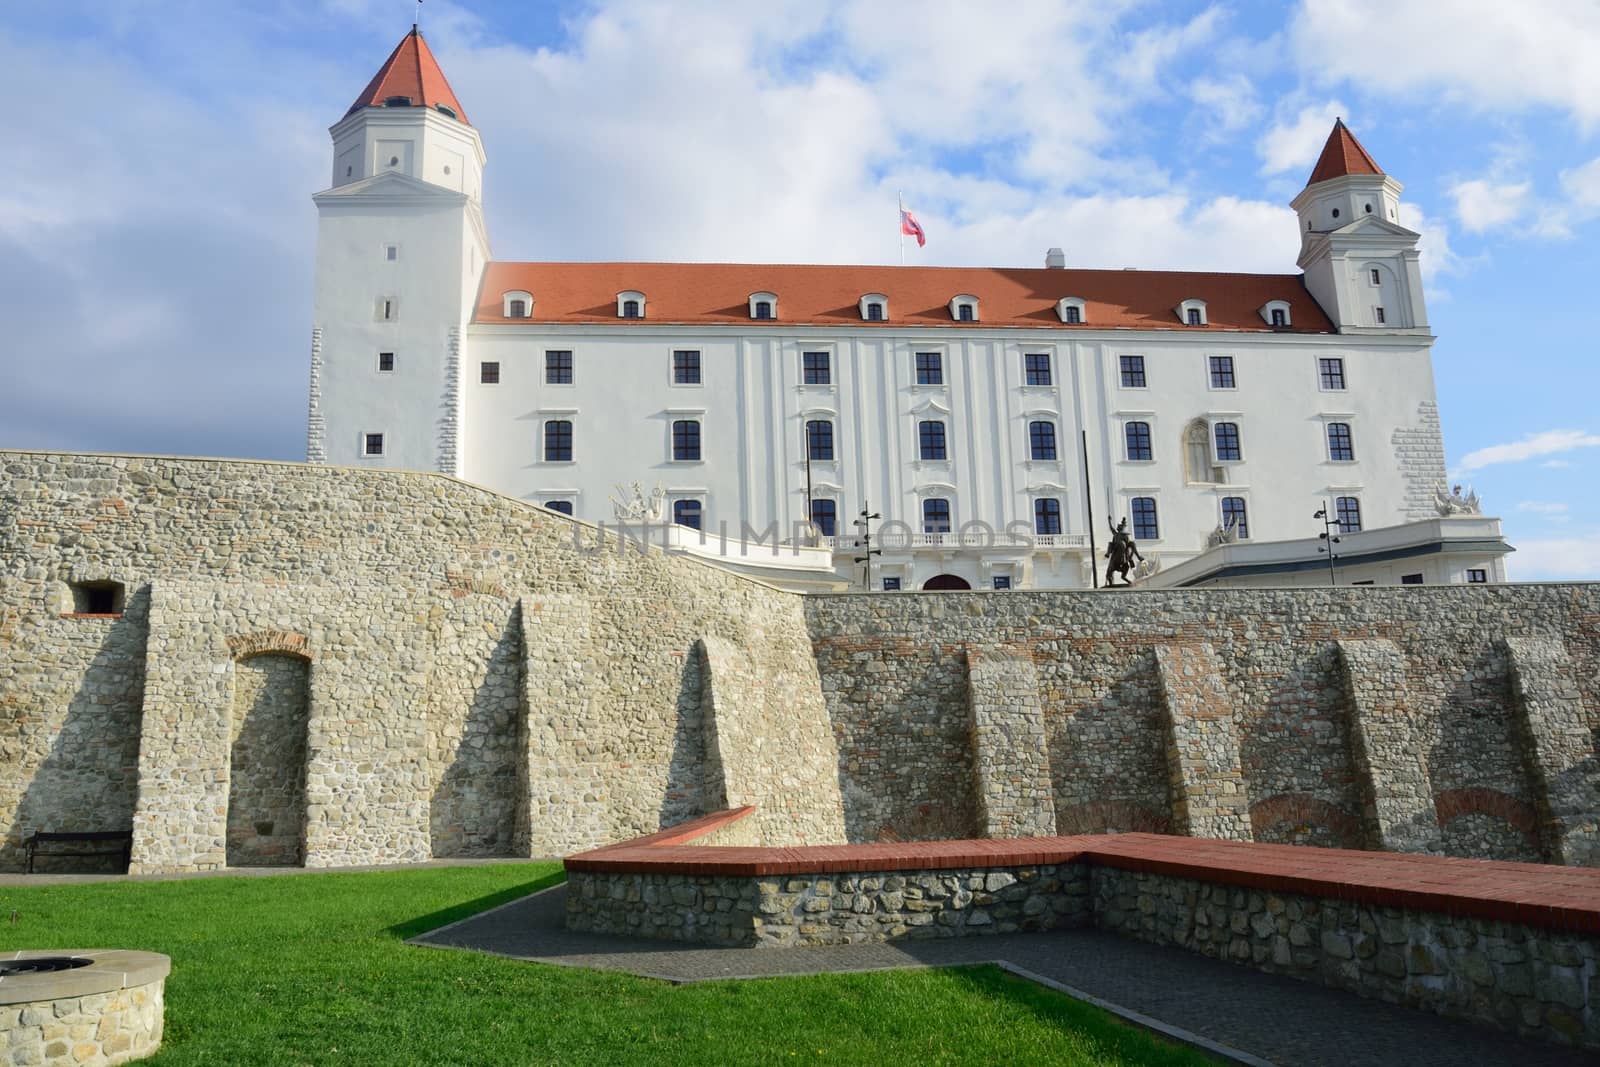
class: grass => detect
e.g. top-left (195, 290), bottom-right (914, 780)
top-left (1, 865), bottom-right (1219, 1066)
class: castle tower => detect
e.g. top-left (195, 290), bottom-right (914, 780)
top-left (308, 26), bottom-right (489, 474)
top-left (1291, 120), bottom-right (1428, 334)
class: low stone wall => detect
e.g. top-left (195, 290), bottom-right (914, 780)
top-left (1092, 866), bottom-right (1598, 1049)
top-left (566, 864), bottom-right (1089, 947)
top-left (1, 951), bottom-right (169, 1066)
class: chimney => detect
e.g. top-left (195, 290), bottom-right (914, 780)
top-left (1044, 247), bottom-right (1066, 269)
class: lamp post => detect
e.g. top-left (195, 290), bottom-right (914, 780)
top-left (1313, 501), bottom-right (1342, 587)
top-left (853, 501), bottom-right (881, 591)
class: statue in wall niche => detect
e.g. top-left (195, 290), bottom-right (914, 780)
top-left (1103, 517), bottom-right (1145, 587)
top-left (1433, 482), bottom-right (1482, 516)
top-left (610, 481), bottom-right (665, 523)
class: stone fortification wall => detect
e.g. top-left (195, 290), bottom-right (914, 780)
top-left (805, 587), bottom-right (1600, 865)
top-left (0, 450), bottom-right (844, 872)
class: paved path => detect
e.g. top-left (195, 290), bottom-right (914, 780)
top-left (413, 884), bottom-right (1593, 1067)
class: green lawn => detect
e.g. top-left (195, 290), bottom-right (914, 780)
top-left (1, 865), bottom-right (1217, 1065)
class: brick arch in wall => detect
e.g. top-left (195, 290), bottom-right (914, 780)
top-left (1057, 800), bottom-right (1172, 837)
top-left (1433, 787), bottom-right (1543, 853)
top-left (226, 630), bottom-right (312, 661)
top-left (1248, 792), bottom-right (1366, 849)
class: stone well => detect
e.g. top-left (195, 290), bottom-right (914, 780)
top-left (0, 950), bottom-right (169, 1066)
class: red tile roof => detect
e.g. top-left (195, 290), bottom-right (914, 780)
top-left (347, 27), bottom-right (469, 125)
top-left (474, 261), bottom-right (1334, 333)
top-left (1306, 118), bottom-right (1383, 186)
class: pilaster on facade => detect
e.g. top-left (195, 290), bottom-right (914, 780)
top-left (1337, 638), bottom-right (1436, 853)
top-left (1505, 636), bottom-right (1600, 866)
top-left (1153, 643), bottom-right (1252, 840)
top-left (966, 645), bottom-right (1056, 839)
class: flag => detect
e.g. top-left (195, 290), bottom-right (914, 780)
top-left (900, 205), bottom-right (926, 248)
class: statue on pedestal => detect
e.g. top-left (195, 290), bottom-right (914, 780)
top-left (1104, 517), bottom-right (1145, 587)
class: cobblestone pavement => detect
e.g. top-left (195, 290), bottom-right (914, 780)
top-left (413, 885), bottom-right (1594, 1067)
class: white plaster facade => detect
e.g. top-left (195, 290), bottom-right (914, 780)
top-left (311, 35), bottom-right (1509, 591)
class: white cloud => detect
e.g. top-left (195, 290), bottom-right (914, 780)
top-left (1455, 430), bottom-right (1600, 474)
top-left (1448, 178), bottom-right (1531, 233)
top-left (1397, 203), bottom-right (1459, 281)
top-left (1256, 100), bottom-right (1345, 176)
top-left (1291, 1), bottom-right (1600, 129)
top-left (1504, 535), bottom-right (1600, 581)
top-left (1515, 501), bottom-right (1570, 517)
top-left (1189, 74), bottom-right (1264, 139)
top-left (1542, 459), bottom-right (1572, 470)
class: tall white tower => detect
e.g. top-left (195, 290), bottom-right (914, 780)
top-left (1291, 120), bottom-right (1428, 334)
top-left (308, 27), bottom-right (490, 474)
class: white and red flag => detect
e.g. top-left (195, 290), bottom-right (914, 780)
top-left (899, 200), bottom-right (927, 247)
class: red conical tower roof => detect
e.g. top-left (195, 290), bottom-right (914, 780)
top-left (1306, 118), bottom-right (1382, 186)
top-left (347, 26), bottom-right (469, 125)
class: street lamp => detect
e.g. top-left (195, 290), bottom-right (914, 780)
top-left (1313, 501), bottom-right (1342, 587)
top-left (853, 501), bottom-right (882, 591)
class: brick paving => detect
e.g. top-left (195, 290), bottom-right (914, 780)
top-left (413, 884), bottom-right (1595, 1067)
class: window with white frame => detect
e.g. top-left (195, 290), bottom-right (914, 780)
top-left (545, 350), bottom-right (573, 384)
top-left (922, 497), bottom-right (952, 533)
top-left (544, 420), bottom-right (573, 462)
top-left (363, 432), bottom-right (385, 456)
top-left (1131, 496), bottom-right (1159, 539)
top-left (1319, 357), bottom-right (1346, 390)
top-left (859, 293), bottom-right (888, 321)
top-left (1177, 298), bottom-right (1207, 326)
top-left (1119, 355), bottom-right (1147, 388)
top-left (1260, 300), bottom-right (1292, 327)
top-left (1028, 420), bottom-right (1058, 461)
top-left (672, 419), bottom-right (702, 462)
top-left (1034, 497), bottom-right (1063, 535)
top-left (543, 499), bottom-right (574, 516)
top-left (949, 294), bottom-right (979, 322)
top-left (1208, 356), bottom-right (1236, 389)
top-left (377, 296), bottom-right (397, 321)
top-left (1220, 496), bottom-right (1249, 538)
top-left (673, 349), bottom-right (701, 384)
top-left (805, 419), bottom-right (834, 461)
top-left (377, 351), bottom-right (395, 372)
top-left (673, 499), bottom-right (703, 530)
top-left (1335, 495), bottom-right (1362, 533)
top-left (918, 420), bottom-right (947, 461)
top-left (1125, 421), bottom-right (1153, 461)
top-left (502, 290), bottom-right (533, 318)
top-left (1056, 297), bottom-right (1086, 324)
top-left (915, 352), bottom-right (943, 386)
top-left (810, 498), bottom-right (837, 536)
top-left (1327, 422), bottom-right (1355, 462)
top-left (617, 290), bottom-right (646, 319)
top-left (749, 292), bottom-right (777, 320)
top-left (803, 351), bottom-right (831, 385)
top-left (1024, 353), bottom-right (1052, 386)
top-left (1213, 421), bottom-right (1242, 461)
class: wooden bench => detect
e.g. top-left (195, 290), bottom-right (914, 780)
top-left (23, 831), bottom-right (134, 874)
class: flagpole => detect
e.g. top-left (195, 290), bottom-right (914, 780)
top-left (898, 191), bottom-right (905, 266)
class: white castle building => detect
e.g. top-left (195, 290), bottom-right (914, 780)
top-left (309, 28), bottom-right (1510, 591)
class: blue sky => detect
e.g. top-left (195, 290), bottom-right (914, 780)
top-left (3, 0), bottom-right (1598, 578)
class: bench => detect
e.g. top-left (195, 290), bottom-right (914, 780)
top-left (23, 831), bottom-right (134, 874)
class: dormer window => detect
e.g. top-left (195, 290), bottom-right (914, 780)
top-left (1177, 299), bottom-right (1208, 327)
top-left (617, 291), bottom-right (646, 319)
top-left (383, 95), bottom-right (413, 107)
top-left (1056, 297), bottom-right (1086, 325)
top-left (436, 104), bottom-right (457, 119)
top-left (1259, 300), bottom-right (1292, 328)
top-left (950, 295), bottom-right (979, 322)
top-left (502, 291), bottom-right (533, 319)
top-left (859, 293), bottom-right (888, 321)
top-left (749, 292), bottom-right (777, 320)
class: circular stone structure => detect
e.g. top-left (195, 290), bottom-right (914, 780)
top-left (0, 950), bottom-right (169, 1066)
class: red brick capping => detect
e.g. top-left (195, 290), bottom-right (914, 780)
top-left (1057, 800), bottom-right (1172, 836)
top-left (227, 630), bottom-right (312, 660)
top-left (1434, 787), bottom-right (1541, 843)
top-left (566, 811), bottom-right (1600, 934)
top-left (1248, 792), bottom-right (1365, 848)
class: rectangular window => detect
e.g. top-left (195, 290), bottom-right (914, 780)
top-left (922, 498), bottom-right (951, 534)
top-left (918, 420), bottom-right (947, 461)
top-left (1131, 497), bottom-right (1159, 540)
top-left (1467, 568), bottom-right (1488, 584)
top-left (1221, 496), bottom-right (1249, 539)
top-left (1125, 421), bottom-right (1152, 461)
top-left (1029, 420), bottom-right (1058, 461)
top-left (957, 304), bottom-right (975, 322)
top-left (1119, 355), bottom-right (1146, 388)
top-left (1025, 353), bottom-right (1052, 386)
top-left (1208, 356), bottom-right (1235, 389)
top-left (673, 499), bottom-right (703, 530)
top-left (915, 352), bottom-right (943, 385)
top-left (1370, 268), bottom-right (1381, 285)
top-left (480, 361), bottom-right (500, 384)
top-left (810, 498), bottom-right (837, 537)
top-left (1034, 497), bottom-right (1062, 535)
top-left (803, 351), bottom-right (831, 385)
top-left (992, 576), bottom-right (1012, 590)
top-left (545, 350), bottom-right (573, 384)
top-left (381, 299), bottom-right (394, 321)
top-left (1335, 496), bottom-right (1362, 533)
top-left (1186, 308), bottom-right (1203, 326)
top-left (544, 420), bottom-right (572, 462)
top-left (1213, 421), bottom-right (1242, 462)
top-left (1319, 358), bottom-right (1346, 390)
top-left (545, 500), bottom-right (574, 515)
top-left (1401, 573), bottom-right (1424, 585)
top-left (806, 419), bottom-right (834, 461)
top-left (378, 351), bottom-right (395, 372)
top-left (673, 350), bottom-right (701, 384)
top-left (363, 432), bottom-right (384, 456)
top-left (672, 419), bottom-right (701, 461)
top-left (882, 577), bottom-right (901, 591)
top-left (385, 245), bottom-right (398, 261)
top-left (1327, 422), bottom-right (1355, 462)
top-left (508, 299), bottom-right (528, 318)
top-left (1375, 306), bottom-right (1386, 324)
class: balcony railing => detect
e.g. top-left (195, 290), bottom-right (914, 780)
top-left (822, 532), bottom-right (1088, 551)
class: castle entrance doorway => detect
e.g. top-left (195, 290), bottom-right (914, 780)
top-left (922, 574), bottom-right (971, 590)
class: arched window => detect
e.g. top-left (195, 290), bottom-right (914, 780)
top-left (1028, 420), bottom-right (1058, 461)
top-left (503, 290), bottom-right (533, 318)
top-left (754, 301), bottom-right (773, 319)
top-left (1270, 308), bottom-right (1286, 327)
top-left (1064, 305), bottom-right (1081, 324)
top-left (1177, 298), bottom-right (1208, 326)
top-left (623, 300), bottom-right (641, 318)
top-left (617, 290), bottom-right (646, 319)
top-left (1221, 497), bottom-right (1249, 539)
top-left (1034, 498), bottom-right (1062, 535)
top-left (865, 302), bottom-right (885, 321)
top-left (1259, 300), bottom-right (1292, 327)
top-left (810, 498), bottom-right (837, 536)
top-left (1213, 421), bottom-right (1242, 461)
top-left (922, 498), bottom-right (952, 534)
top-left (859, 293), bottom-right (889, 321)
top-left (544, 420), bottom-right (573, 462)
top-left (1125, 421), bottom-right (1152, 461)
top-left (672, 419), bottom-right (701, 461)
top-left (949, 295), bottom-right (979, 322)
top-left (673, 499), bottom-right (703, 530)
top-left (1056, 297), bottom-right (1086, 324)
top-left (806, 419), bottom-right (834, 461)
top-left (749, 292), bottom-right (777, 320)
top-left (918, 420), bottom-right (947, 460)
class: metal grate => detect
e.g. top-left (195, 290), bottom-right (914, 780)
top-left (0, 956), bottom-right (93, 977)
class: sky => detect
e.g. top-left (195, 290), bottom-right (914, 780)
top-left (2, 0), bottom-right (1598, 579)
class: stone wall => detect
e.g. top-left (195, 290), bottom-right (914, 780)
top-left (1092, 865), bottom-right (1598, 1049)
top-left (565, 863), bottom-right (1090, 947)
top-left (0, 451), bottom-right (840, 872)
top-left (804, 587), bottom-right (1600, 865)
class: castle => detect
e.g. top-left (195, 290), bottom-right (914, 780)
top-left (307, 28), bottom-right (1509, 592)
